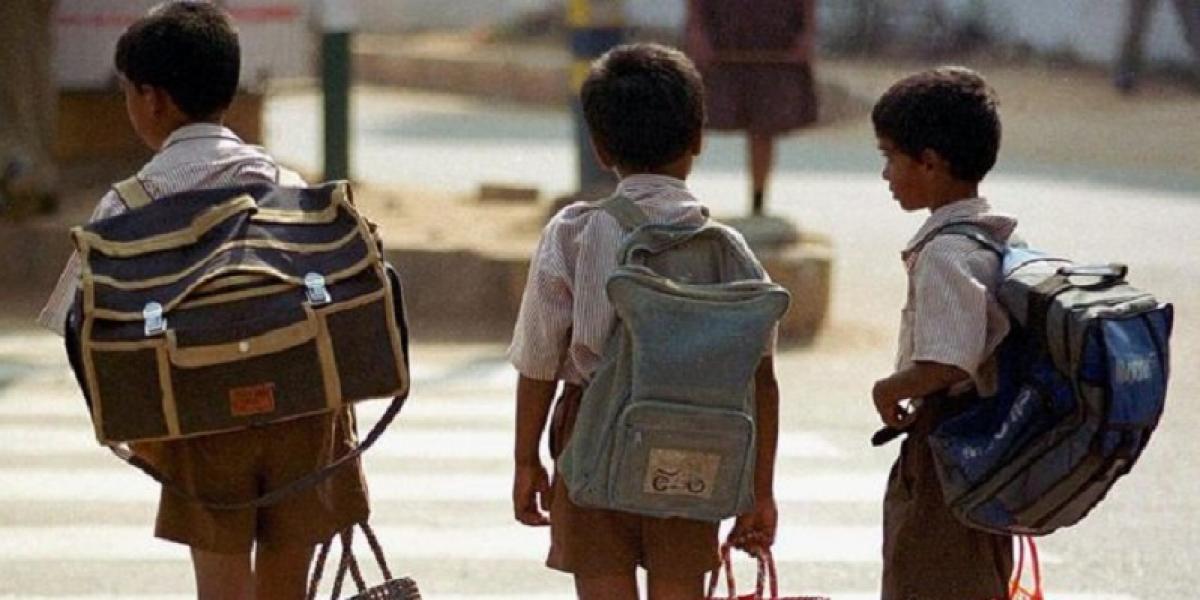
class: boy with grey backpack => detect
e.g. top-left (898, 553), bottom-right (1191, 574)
top-left (508, 43), bottom-right (788, 599)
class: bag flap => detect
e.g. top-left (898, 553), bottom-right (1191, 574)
top-left (78, 182), bottom-right (380, 320)
top-left (607, 272), bottom-right (788, 405)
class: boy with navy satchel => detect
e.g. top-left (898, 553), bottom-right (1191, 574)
top-left (40, 3), bottom-right (412, 598)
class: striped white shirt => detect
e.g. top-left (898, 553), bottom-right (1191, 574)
top-left (508, 174), bottom-right (737, 384)
top-left (897, 198), bottom-right (1018, 397)
top-left (37, 123), bottom-right (304, 335)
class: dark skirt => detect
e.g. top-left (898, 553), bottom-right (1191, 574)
top-left (690, 0), bottom-right (819, 134)
top-left (702, 62), bottom-right (818, 134)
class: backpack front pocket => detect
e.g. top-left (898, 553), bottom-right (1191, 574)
top-left (609, 401), bottom-right (755, 521)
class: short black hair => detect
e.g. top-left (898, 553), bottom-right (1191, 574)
top-left (581, 43), bottom-right (706, 172)
top-left (872, 66), bottom-right (1001, 183)
top-left (115, 1), bottom-right (240, 120)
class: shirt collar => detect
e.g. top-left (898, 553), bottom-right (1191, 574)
top-left (160, 123), bottom-right (242, 150)
top-left (902, 197), bottom-right (992, 257)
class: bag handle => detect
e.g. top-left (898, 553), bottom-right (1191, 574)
top-left (707, 543), bottom-right (773, 599)
top-left (307, 522), bottom-right (397, 600)
top-left (1009, 536), bottom-right (1045, 600)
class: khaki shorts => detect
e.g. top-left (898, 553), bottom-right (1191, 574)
top-left (546, 384), bottom-right (720, 578)
top-left (136, 409), bottom-right (369, 554)
top-left (881, 396), bottom-right (1012, 600)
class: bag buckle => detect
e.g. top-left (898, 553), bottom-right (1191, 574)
top-left (142, 302), bottom-right (167, 337)
top-left (305, 272), bottom-right (331, 305)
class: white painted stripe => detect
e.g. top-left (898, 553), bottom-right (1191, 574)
top-left (0, 425), bottom-right (844, 460)
top-left (0, 468), bottom-right (885, 503)
top-left (0, 524), bottom-right (1075, 567)
top-left (0, 524), bottom-right (884, 563)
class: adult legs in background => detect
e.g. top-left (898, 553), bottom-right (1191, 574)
top-left (1171, 0), bottom-right (1200, 83)
top-left (1116, 0), bottom-right (1158, 92)
top-left (749, 133), bottom-right (775, 216)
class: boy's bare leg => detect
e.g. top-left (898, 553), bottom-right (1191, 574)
top-left (647, 573), bottom-right (705, 600)
top-left (191, 548), bottom-right (253, 600)
top-left (254, 543), bottom-right (316, 600)
top-left (575, 574), bottom-right (638, 600)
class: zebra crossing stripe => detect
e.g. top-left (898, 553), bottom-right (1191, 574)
top-left (0, 425), bottom-right (844, 460)
top-left (0, 524), bottom-right (876, 563)
top-left (0, 468), bottom-right (885, 503)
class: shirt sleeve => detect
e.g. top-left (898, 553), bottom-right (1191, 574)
top-left (909, 239), bottom-right (991, 377)
top-left (36, 191), bottom-right (127, 335)
top-left (507, 218), bottom-right (574, 381)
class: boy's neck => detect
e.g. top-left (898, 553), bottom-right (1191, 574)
top-left (926, 181), bottom-right (979, 212)
top-left (618, 155), bottom-right (693, 182)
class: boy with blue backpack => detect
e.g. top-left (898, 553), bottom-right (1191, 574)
top-left (509, 43), bottom-right (785, 599)
top-left (869, 66), bottom-right (1017, 599)
top-left (870, 66), bottom-right (1173, 600)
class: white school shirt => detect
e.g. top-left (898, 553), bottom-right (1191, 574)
top-left (37, 123), bottom-right (304, 335)
top-left (896, 197), bottom-right (1018, 397)
top-left (507, 174), bottom-right (771, 385)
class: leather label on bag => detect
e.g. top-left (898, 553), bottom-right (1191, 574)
top-left (229, 383), bottom-right (277, 417)
top-left (644, 448), bottom-right (720, 499)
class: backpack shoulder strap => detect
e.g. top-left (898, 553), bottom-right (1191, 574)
top-left (112, 176), bottom-right (154, 210)
top-left (933, 222), bottom-right (1007, 257)
top-left (597, 194), bottom-right (650, 231)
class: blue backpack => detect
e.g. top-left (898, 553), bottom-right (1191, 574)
top-left (926, 224), bottom-right (1172, 536)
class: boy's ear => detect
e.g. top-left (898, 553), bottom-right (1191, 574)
top-left (918, 148), bottom-right (949, 173)
top-left (690, 130), bottom-right (704, 156)
top-left (148, 85), bottom-right (182, 119)
top-left (589, 136), bottom-right (617, 172)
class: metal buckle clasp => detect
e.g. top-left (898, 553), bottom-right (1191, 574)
top-left (304, 272), bottom-right (331, 305)
top-left (143, 302), bottom-right (167, 337)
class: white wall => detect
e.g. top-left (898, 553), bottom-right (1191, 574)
top-left (984, 0), bottom-right (1194, 63)
top-left (54, 0), bottom-right (315, 89)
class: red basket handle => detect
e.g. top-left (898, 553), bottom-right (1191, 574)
top-left (1009, 536), bottom-right (1045, 600)
top-left (707, 543), bottom-right (774, 599)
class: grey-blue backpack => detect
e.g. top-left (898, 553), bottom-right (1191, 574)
top-left (927, 223), bottom-right (1172, 535)
top-left (557, 195), bottom-right (790, 522)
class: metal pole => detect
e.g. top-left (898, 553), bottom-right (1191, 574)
top-left (568, 0), bottom-right (624, 196)
top-left (320, 0), bottom-right (356, 182)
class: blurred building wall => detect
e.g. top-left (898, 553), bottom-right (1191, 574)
top-left (54, 0), bottom-right (314, 90)
top-left (983, 0), bottom-right (1194, 64)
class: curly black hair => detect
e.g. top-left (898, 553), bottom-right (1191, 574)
top-left (115, 1), bottom-right (240, 120)
top-left (581, 43), bottom-right (706, 172)
top-left (872, 66), bottom-right (1001, 183)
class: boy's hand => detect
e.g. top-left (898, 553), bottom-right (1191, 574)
top-left (872, 378), bottom-right (914, 429)
top-left (512, 462), bottom-right (551, 527)
top-left (728, 497), bottom-right (777, 557)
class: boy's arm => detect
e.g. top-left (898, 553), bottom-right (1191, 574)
top-left (729, 356), bottom-right (780, 553)
top-left (872, 361), bottom-right (970, 428)
top-left (36, 191), bottom-right (127, 335)
top-left (512, 374), bottom-right (557, 526)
